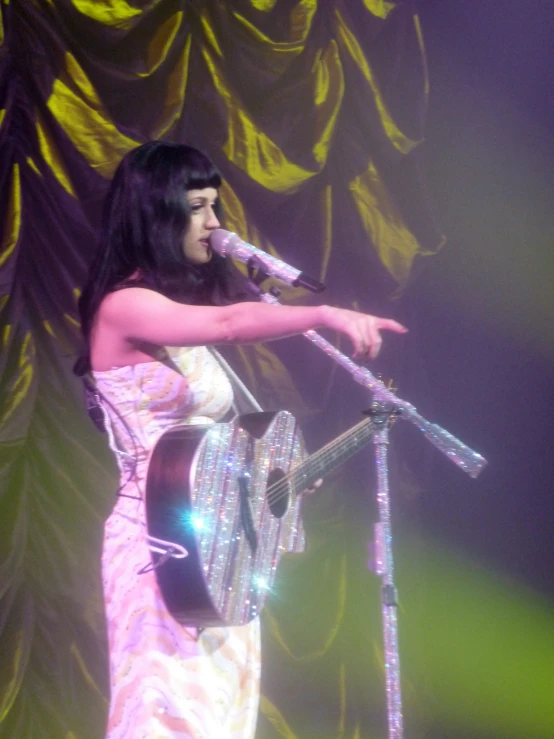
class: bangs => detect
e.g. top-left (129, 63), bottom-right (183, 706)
top-left (179, 147), bottom-right (222, 191)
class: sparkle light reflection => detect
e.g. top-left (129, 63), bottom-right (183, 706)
top-left (190, 514), bottom-right (207, 531)
top-left (254, 576), bottom-right (271, 591)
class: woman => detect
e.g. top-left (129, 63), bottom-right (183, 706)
top-left (78, 141), bottom-right (406, 738)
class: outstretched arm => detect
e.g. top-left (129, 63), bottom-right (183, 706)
top-left (95, 287), bottom-right (406, 364)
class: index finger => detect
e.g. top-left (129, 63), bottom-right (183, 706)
top-left (375, 319), bottom-right (408, 334)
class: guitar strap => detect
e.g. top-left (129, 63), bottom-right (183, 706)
top-left (209, 347), bottom-right (264, 414)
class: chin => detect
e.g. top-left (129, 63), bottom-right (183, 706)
top-left (191, 253), bottom-right (212, 266)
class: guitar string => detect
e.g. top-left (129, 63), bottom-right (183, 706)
top-left (264, 422), bottom-right (374, 506)
top-left (263, 417), bottom-right (377, 506)
top-left (286, 420), bottom-right (377, 496)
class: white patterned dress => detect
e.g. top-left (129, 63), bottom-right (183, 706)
top-left (93, 346), bottom-right (261, 739)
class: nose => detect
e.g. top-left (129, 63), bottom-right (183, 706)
top-left (206, 206), bottom-right (220, 230)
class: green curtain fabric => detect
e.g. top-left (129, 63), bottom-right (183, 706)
top-left (0, 2), bottom-right (441, 737)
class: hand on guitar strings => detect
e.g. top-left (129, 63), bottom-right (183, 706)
top-left (303, 478), bottom-right (323, 495)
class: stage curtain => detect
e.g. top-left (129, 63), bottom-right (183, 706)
top-left (0, 1), bottom-right (442, 737)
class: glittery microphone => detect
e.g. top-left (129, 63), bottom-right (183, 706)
top-left (210, 229), bottom-right (325, 293)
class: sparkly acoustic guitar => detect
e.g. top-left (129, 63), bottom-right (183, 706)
top-left (145, 410), bottom-right (377, 628)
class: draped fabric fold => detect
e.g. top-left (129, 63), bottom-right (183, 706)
top-left (0, 1), bottom-right (441, 736)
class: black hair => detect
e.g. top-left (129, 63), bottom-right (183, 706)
top-left (76, 141), bottom-right (246, 374)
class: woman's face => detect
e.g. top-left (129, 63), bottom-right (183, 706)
top-left (183, 187), bottom-right (220, 264)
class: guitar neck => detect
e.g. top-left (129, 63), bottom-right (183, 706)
top-left (290, 416), bottom-right (377, 494)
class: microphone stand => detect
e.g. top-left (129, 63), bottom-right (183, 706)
top-left (250, 278), bottom-right (487, 739)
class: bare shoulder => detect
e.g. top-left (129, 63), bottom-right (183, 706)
top-left (97, 287), bottom-right (183, 335)
top-left (94, 286), bottom-right (231, 348)
top-left (99, 287), bottom-right (169, 320)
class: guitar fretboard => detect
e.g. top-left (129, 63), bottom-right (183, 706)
top-left (267, 416), bottom-right (378, 504)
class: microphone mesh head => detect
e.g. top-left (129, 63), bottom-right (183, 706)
top-left (209, 229), bottom-right (237, 255)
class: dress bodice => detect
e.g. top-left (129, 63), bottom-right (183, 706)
top-left (93, 345), bottom-right (234, 476)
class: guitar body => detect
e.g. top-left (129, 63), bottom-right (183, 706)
top-left (145, 411), bottom-right (306, 628)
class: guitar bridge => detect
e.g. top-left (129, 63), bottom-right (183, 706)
top-left (238, 472), bottom-right (258, 554)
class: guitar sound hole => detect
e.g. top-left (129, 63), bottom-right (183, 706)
top-left (266, 468), bottom-right (289, 518)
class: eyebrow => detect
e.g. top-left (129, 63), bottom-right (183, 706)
top-left (187, 195), bottom-right (217, 203)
